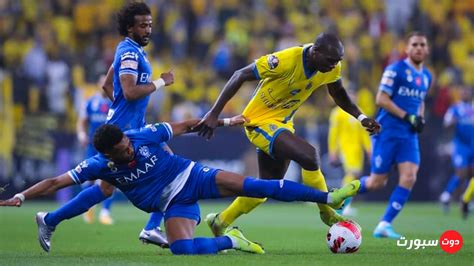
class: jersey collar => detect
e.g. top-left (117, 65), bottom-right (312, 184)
top-left (403, 58), bottom-right (424, 75)
top-left (302, 45), bottom-right (317, 79)
top-left (125, 37), bottom-right (144, 52)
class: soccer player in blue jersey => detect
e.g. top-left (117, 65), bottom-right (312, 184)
top-left (32, 2), bottom-right (174, 251)
top-left (77, 75), bottom-right (114, 225)
top-left (439, 86), bottom-right (473, 213)
top-left (356, 32), bottom-right (432, 239)
top-left (0, 117), bottom-right (360, 255)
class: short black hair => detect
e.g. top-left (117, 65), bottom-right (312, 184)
top-left (406, 31), bottom-right (427, 43)
top-left (93, 124), bottom-right (124, 154)
top-left (117, 1), bottom-right (151, 36)
top-left (313, 32), bottom-right (343, 52)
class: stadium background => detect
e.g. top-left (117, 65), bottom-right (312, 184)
top-left (0, 0), bottom-right (472, 204)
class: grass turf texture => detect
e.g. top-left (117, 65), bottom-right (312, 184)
top-left (0, 201), bottom-right (472, 265)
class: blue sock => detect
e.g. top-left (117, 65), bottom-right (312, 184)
top-left (381, 185), bottom-right (411, 223)
top-left (102, 191), bottom-right (115, 211)
top-left (444, 175), bottom-right (460, 194)
top-left (169, 237), bottom-right (232, 255)
top-left (243, 177), bottom-right (328, 203)
top-left (45, 185), bottom-right (108, 227)
top-left (144, 212), bottom-right (164, 230)
top-left (359, 176), bottom-right (369, 194)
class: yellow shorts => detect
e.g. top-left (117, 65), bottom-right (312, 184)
top-left (244, 121), bottom-right (295, 157)
top-left (340, 149), bottom-right (364, 173)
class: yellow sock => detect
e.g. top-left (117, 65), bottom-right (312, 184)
top-left (462, 178), bottom-right (474, 203)
top-left (220, 197), bottom-right (267, 226)
top-left (301, 169), bottom-right (331, 212)
top-left (342, 173), bottom-right (355, 185)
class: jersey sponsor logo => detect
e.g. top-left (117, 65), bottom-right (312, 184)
top-left (139, 146), bottom-right (151, 158)
top-left (120, 60), bottom-right (138, 70)
top-left (139, 73), bottom-right (150, 83)
top-left (120, 51), bottom-right (138, 61)
top-left (267, 54), bottom-right (279, 69)
top-left (398, 86), bottom-right (426, 100)
top-left (115, 155), bottom-right (158, 184)
top-left (281, 99), bottom-right (300, 109)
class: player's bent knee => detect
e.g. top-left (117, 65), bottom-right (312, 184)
top-left (300, 154), bottom-right (319, 170)
top-left (170, 239), bottom-right (196, 255)
top-left (400, 174), bottom-right (417, 187)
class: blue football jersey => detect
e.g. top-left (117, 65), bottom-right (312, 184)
top-left (68, 123), bottom-right (193, 213)
top-left (376, 59), bottom-right (432, 137)
top-left (444, 102), bottom-right (474, 146)
top-left (106, 37), bottom-right (153, 130)
top-left (80, 93), bottom-right (111, 156)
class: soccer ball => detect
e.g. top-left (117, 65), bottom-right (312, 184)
top-left (326, 220), bottom-right (362, 253)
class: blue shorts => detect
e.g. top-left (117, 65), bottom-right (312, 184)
top-left (371, 134), bottom-right (420, 174)
top-left (164, 163), bottom-right (221, 223)
top-left (452, 142), bottom-right (474, 168)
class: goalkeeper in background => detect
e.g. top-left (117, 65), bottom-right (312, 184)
top-left (328, 88), bottom-right (371, 216)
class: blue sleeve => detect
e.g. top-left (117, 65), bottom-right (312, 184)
top-left (378, 64), bottom-right (398, 96)
top-left (68, 158), bottom-right (101, 184)
top-left (141, 122), bottom-right (173, 144)
top-left (118, 47), bottom-right (139, 77)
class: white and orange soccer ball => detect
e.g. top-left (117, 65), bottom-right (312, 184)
top-left (326, 220), bottom-right (362, 253)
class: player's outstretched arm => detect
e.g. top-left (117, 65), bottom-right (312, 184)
top-left (328, 80), bottom-right (381, 134)
top-left (197, 64), bottom-right (256, 139)
top-left (170, 115), bottom-right (247, 137)
top-left (0, 173), bottom-right (74, 207)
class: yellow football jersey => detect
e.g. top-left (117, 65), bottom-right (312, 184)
top-left (328, 106), bottom-right (371, 171)
top-left (242, 44), bottom-right (341, 126)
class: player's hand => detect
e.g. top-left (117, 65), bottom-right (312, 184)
top-left (0, 197), bottom-right (22, 207)
top-left (228, 114), bottom-right (248, 126)
top-left (160, 70), bottom-right (174, 86)
top-left (403, 114), bottom-right (425, 133)
top-left (361, 117), bottom-right (381, 135)
top-left (197, 111), bottom-right (219, 140)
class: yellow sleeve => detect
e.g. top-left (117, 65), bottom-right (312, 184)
top-left (325, 62), bottom-right (342, 84)
top-left (253, 48), bottom-right (294, 80)
top-left (328, 108), bottom-right (340, 154)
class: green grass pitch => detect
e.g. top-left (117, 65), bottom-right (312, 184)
top-left (0, 201), bottom-right (472, 265)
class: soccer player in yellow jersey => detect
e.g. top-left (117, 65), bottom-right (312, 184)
top-left (328, 89), bottom-right (371, 215)
top-left (461, 177), bottom-right (473, 219)
top-left (197, 33), bottom-right (380, 236)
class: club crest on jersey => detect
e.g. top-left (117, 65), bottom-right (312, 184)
top-left (139, 146), bottom-right (151, 158)
top-left (405, 69), bottom-right (413, 82)
top-left (267, 54), bottom-right (279, 69)
top-left (107, 161), bottom-right (117, 172)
